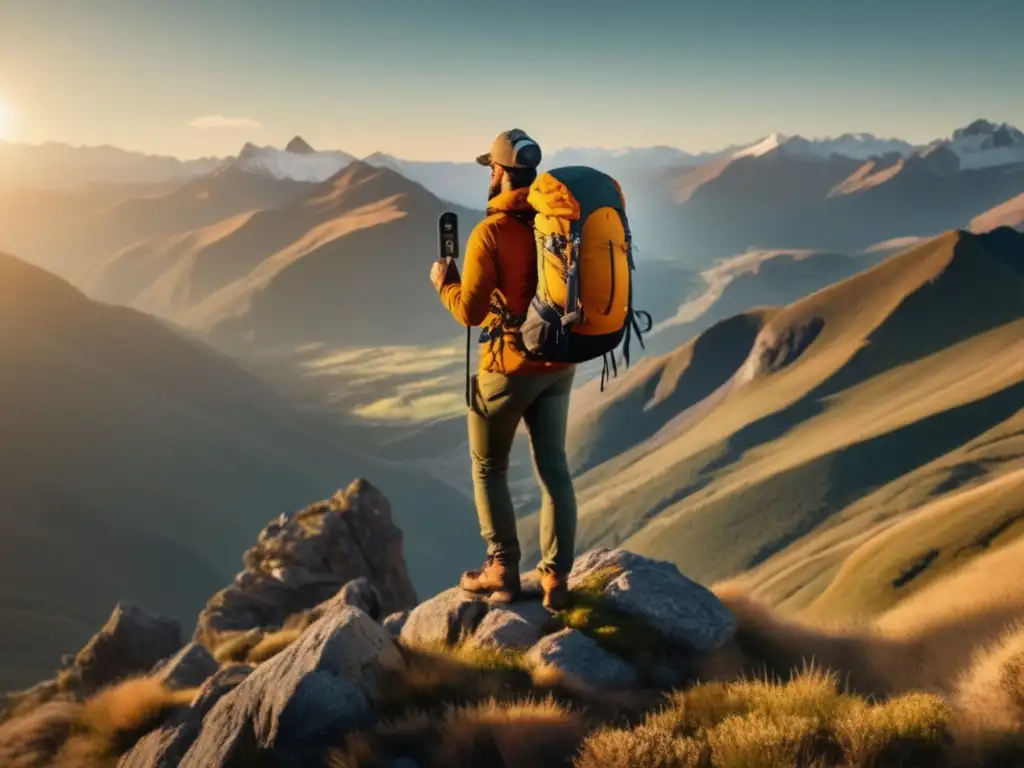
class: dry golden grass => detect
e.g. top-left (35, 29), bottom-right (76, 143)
top-left (0, 675), bottom-right (197, 768)
top-left (5, 584), bottom-right (1024, 767)
top-left (710, 579), bottom-right (1024, 705)
top-left (575, 669), bottom-right (952, 768)
top-left (211, 628), bottom-right (264, 663)
top-left (575, 722), bottom-right (705, 768)
top-left (949, 622), bottom-right (1024, 763)
top-left (0, 701), bottom-right (80, 768)
top-left (326, 697), bottom-right (588, 768)
top-left (56, 676), bottom-right (197, 766)
top-left (245, 627), bottom-right (303, 664)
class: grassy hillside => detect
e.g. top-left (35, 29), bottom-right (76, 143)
top-left (0, 253), bottom-right (481, 690)
top-left (971, 192), bottom-right (1024, 233)
top-left (81, 162), bottom-right (482, 353)
top-left (61, 165), bottom-right (313, 276)
top-left (517, 228), bottom-right (1024, 626)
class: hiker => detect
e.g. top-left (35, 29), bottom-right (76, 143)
top-left (429, 129), bottom-right (577, 611)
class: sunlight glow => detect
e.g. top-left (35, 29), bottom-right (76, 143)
top-left (0, 100), bottom-right (10, 141)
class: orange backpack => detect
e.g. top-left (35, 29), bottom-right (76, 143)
top-left (517, 166), bottom-right (652, 388)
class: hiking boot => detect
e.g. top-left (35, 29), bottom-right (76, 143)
top-left (460, 556), bottom-right (521, 602)
top-left (540, 569), bottom-right (570, 612)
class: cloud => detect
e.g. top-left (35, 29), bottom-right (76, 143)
top-left (187, 114), bottom-right (262, 130)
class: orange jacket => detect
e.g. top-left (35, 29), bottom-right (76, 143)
top-left (440, 188), bottom-right (572, 376)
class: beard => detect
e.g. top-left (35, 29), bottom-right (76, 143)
top-left (487, 177), bottom-right (502, 201)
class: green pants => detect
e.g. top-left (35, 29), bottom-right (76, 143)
top-left (468, 366), bottom-right (577, 574)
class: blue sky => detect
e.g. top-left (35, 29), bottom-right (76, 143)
top-left (2, 0), bottom-right (1023, 160)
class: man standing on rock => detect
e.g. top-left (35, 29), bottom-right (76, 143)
top-left (429, 129), bottom-right (576, 611)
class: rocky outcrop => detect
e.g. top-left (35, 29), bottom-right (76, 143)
top-left (0, 481), bottom-right (739, 768)
top-left (195, 479), bottom-right (416, 647)
top-left (62, 602), bottom-right (184, 697)
top-left (180, 607), bottom-right (400, 767)
top-left (0, 603), bottom-right (184, 720)
top-left (397, 548), bottom-right (735, 687)
top-left (120, 606), bottom-right (402, 768)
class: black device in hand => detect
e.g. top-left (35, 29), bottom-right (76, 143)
top-left (438, 211), bottom-right (459, 261)
top-left (438, 211), bottom-right (474, 409)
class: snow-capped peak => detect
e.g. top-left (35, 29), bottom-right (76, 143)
top-left (733, 133), bottom-right (789, 158)
top-left (732, 132), bottom-right (914, 161)
top-left (233, 141), bottom-right (355, 182)
top-left (922, 119), bottom-right (1024, 170)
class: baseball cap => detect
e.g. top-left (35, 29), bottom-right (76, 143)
top-left (475, 128), bottom-right (542, 169)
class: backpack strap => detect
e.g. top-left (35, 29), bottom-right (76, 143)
top-left (563, 219), bottom-right (583, 327)
top-left (600, 213), bottom-right (652, 390)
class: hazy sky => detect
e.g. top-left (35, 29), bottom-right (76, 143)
top-left (3, 0), bottom-right (1023, 161)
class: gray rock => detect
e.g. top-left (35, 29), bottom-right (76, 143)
top-left (119, 665), bottom-right (253, 768)
top-left (525, 629), bottom-right (636, 688)
top-left (400, 588), bottom-right (489, 648)
top-left (569, 548), bottom-right (735, 653)
top-left (192, 664), bottom-right (253, 713)
top-left (180, 607), bottom-right (401, 767)
top-left (382, 611), bottom-right (408, 637)
top-left (61, 602), bottom-right (183, 697)
top-left (195, 479), bottom-right (417, 646)
top-left (151, 642), bottom-right (219, 690)
top-left (119, 713), bottom-right (197, 768)
top-left (306, 577), bottom-right (383, 624)
top-left (471, 609), bottom-right (544, 651)
top-left (498, 598), bottom-right (554, 631)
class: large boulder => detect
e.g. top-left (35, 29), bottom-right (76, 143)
top-left (569, 548), bottom-right (735, 653)
top-left (525, 629), bottom-right (637, 688)
top-left (470, 609), bottom-right (544, 651)
top-left (399, 588), bottom-right (490, 648)
top-left (195, 479), bottom-right (417, 646)
top-left (180, 606), bottom-right (401, 767)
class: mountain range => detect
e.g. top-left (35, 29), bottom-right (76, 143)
top-left (1, 119), bottom-right (1020, 428)
top-left (1, 108), bottom-right (1024, 698)
top-left (8, 119), bottom-right (1022, 204)
top-left (0, 251), bottom-right (484, 689)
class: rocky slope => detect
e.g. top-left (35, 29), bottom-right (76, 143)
top-left (0, 479), bottom-right (736, 767)
top-left (3, 480), bottom-right (1024, 766)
